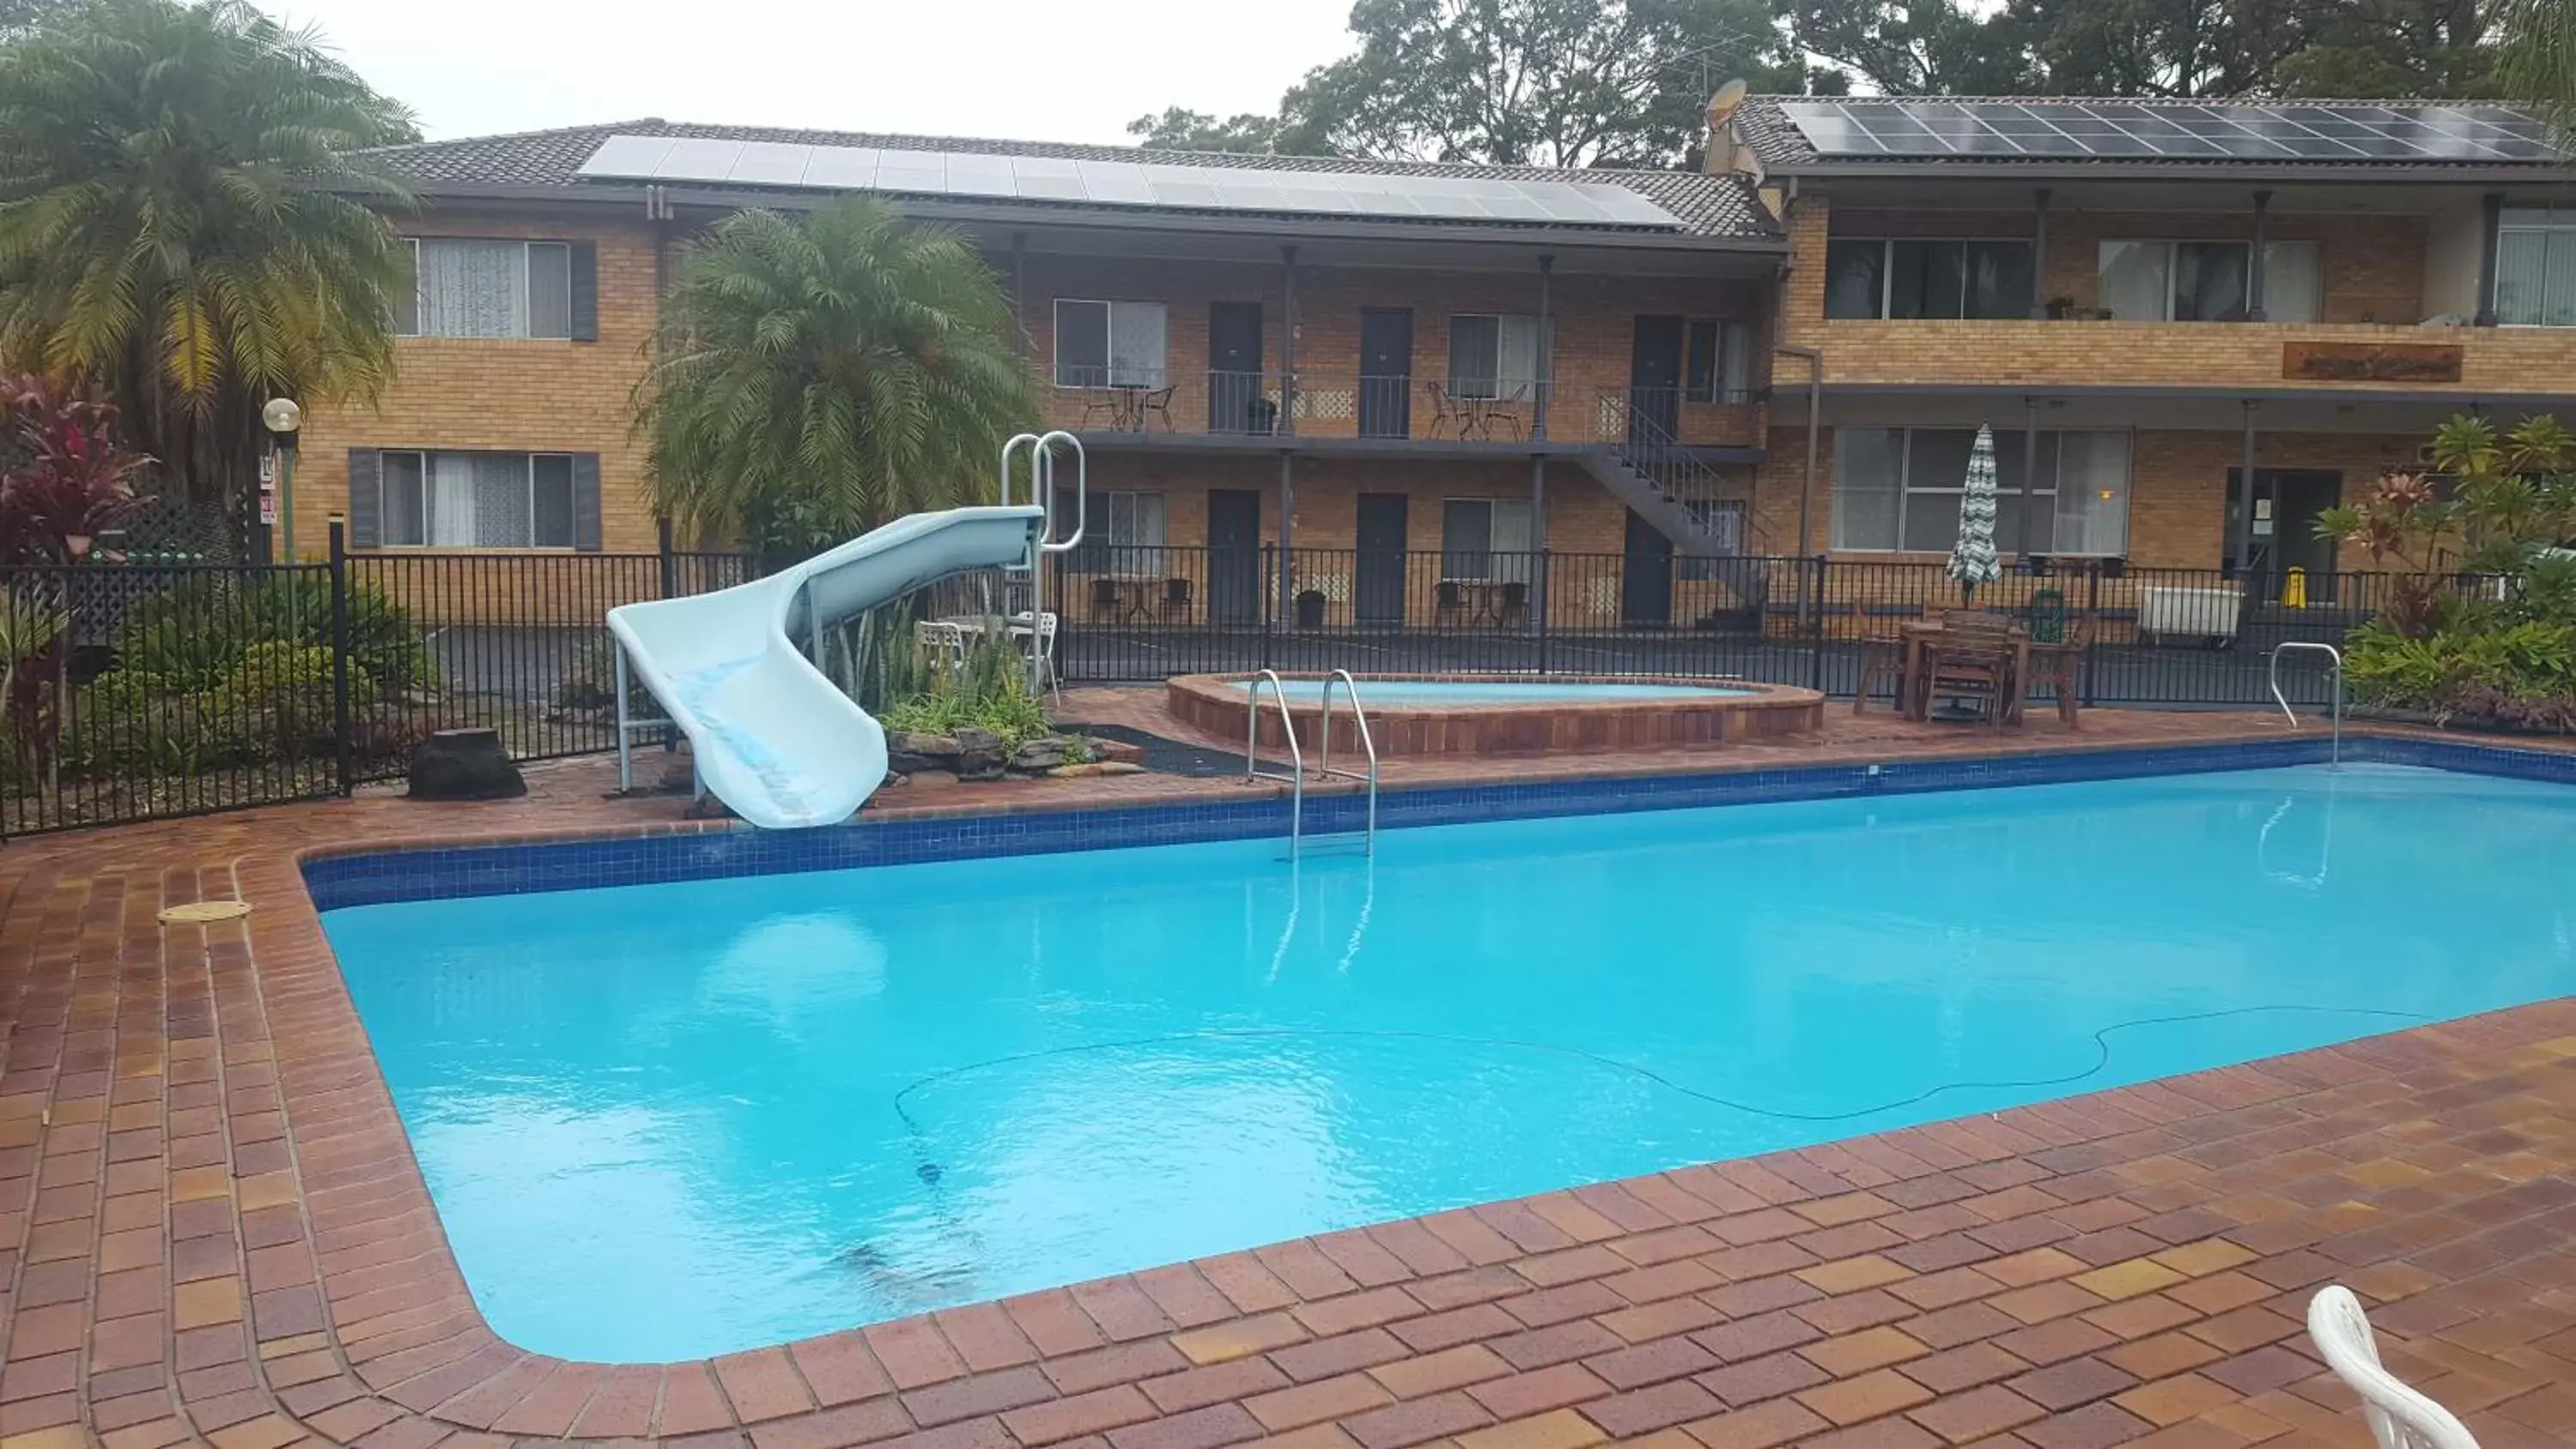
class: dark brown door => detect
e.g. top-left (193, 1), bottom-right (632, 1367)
top-left (1208, 302), bottom-right (1264, 433)
top-left (1629, 315), bottom-right (1685, 446)
top-left (1356, 493), bottom-right (1408, 627)
top-left (1208, 488), bottom-right (1263, 625)
top-left (1359, 308), bottom-right (1413, 439)
top-left (1623, 510), bottom-right (1674, 627)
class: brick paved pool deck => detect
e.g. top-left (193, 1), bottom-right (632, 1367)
top-left (6, 706), bottom-right (2576, 1449)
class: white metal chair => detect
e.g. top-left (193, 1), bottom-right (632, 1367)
top-left (1023, 610), bottom-right (1061, 709)
top-left (2306, 1286), bottom-right (2481, 1449)
top-left (914, 620), bottom-right (969, 673)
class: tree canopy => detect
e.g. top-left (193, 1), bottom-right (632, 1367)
top-left (0, 0), bottom-right (417, 554)
top-left (636, 198), bottom-right (1036, 558)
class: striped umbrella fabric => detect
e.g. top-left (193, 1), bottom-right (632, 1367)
top-left (1947, 423), bottom-right (2002, 602)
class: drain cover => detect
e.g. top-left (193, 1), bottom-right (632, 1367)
top-left (158, 900), bottom-right (251, 925)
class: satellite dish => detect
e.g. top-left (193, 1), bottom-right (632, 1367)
top-left (1707, 79), bottom-right (1750, 128)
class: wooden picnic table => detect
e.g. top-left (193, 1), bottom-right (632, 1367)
top-left (1898, 617), bottom-right (2032, 724)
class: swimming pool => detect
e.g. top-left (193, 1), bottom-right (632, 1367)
top-left (1225, 678), bottom-right (1756, 706)
top-left (321, 761), bottom-right (2576, 1362)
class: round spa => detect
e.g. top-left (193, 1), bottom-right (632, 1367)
top-left (1165, 673), bottom-right (1826, 757)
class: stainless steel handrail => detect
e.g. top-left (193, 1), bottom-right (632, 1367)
top-left (1245, 669), bottom-right (1306, 858)
top-left (1316, 669), bottom-right (1379, 856)
top-left (2269, 640), bottom-right (2344, 768)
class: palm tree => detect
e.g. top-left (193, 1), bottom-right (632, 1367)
top-left (637, 197), bottom-right (1037, 558)
top-left (0, 0), bottom-right (416, 556)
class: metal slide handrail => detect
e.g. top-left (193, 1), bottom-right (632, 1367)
top-left (2269, 640), bottom-right (2344, 768)
top-left (1316, 669), bottom-right (1380, 856)
top-left (1245, 669), bottom-right (1306, 858)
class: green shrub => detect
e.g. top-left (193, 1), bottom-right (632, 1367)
top-left (113, 575), bottom-right (430, 693)
top-left (880, 621), bottom-right (1051, 750)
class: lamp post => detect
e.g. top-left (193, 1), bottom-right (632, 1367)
top-left (262, 397), bottom-right (302, 562)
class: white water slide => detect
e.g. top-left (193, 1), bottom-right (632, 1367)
top-left (605, 433), bottom-right (1084, 829)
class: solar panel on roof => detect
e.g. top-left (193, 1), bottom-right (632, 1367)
top-left (573, 135), bottom-right (1686, 227)
top-left (1775, 99), bottom-right (2566, 165)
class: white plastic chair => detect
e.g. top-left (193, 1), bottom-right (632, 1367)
top-left (1030, 610), bottom-right (1061, 708)
top-left (2306, 1286), bottom-right (2481, 1449)
top-left (914, 621), bottom-right (969, 672)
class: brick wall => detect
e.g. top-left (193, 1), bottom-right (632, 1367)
top-left (1754, 422), bottom-right (2414, 568)
top-left (295, 210), bottom-right (665, 559)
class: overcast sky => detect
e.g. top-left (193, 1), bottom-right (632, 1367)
top-left (276, 0), bottom-right (1358, 143)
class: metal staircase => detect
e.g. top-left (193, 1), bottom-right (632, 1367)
top-left (1245, 669), bottom-right (1379, 860)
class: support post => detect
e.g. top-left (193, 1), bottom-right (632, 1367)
top-left (1011, 231), bottom-right (1028, 355)
top-left (2029, 189), bottom-right (2051, 320)
top-left (1534, 253), bottom-right (1554, 440)
top-left (1530, 456), bottom-right (1549, 634)
top-left (1774, 345), bottom-right (1824, 628)
top-left (2019, 397), bottom-right (2041, 559)
top-left (1278, 453), bottom-right (1296, 623)
top-left (1280, 244), bottom-right (1298, 437)
top-left (2248, 190), bottom-right (2272, 320)
top-left (657, 515), bottom-right (677, 598)
top-left (2477, 192), bottom-right (2503, 326)
top-left (329, 518), bottom-right (351, 796)
top-left (615, 646), bottom-right (633, 795)
top-left (2235, 400), bottom-right (2260, 578)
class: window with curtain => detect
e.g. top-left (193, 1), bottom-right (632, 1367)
top-left (1440, 498), bottom-right (1534, 581)
top-left (1051, 300), bottom-right (1167, 386)
top-left (1685, 320), bottom-right (1754, 403)
top-left (1060, 488), bottom-right (1165, 572)
top-left (2097, 239), bottom-right (2320, 322)
top-left (375, 452), bottom-right (577, 548)
top-left (1820, 239), bottom-right (2034, 319)
top-left (1831, 428), bottom-right (2129, 555)
top-left (1446, 314), bottom-right (1541, 399)
top-left (398, 239), bottom-right (571, 337)
top-left (2495, 206), bottom-right (2576, 326)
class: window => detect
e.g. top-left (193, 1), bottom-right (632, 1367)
top-left (376, 452), bottom-right (577, 548)
top-left (1052, 300), bottom-right (1168, 387)
top-left (2495, 206), bottom-right (2576, 326)
top-left (1831, 427), bottom-right (2131, 556)
top-left (1823, 239), bottom-right (2034, 319)
top-left (2097, 240), bottom-right (2321, 322)
top-left (1446, 314), bottom-right (1544, 399)
top-left (1440, 497), bottom-right (1534, 582)
top-left (398, 239), bottom-right (572, 338)
top-left (1684, 320), bottom-right (1754, 403)
top-left (1061, 488), bottom-right (1164, 572)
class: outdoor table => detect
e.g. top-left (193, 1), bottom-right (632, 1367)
top-left (1437, 579), bottom-right (1512, 626)
top-left (1897, 618), bottom-right (2030, 724)
top-left (1080, 576), bottom-right (1157, 622)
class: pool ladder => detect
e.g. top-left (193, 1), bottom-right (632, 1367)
top-left (2268, 641), bottom-right (2344, 769)
top-left (1246, 669), bottom-right (1379, 859)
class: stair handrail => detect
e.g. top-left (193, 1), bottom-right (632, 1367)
top-left (2268, 640), bottom-right (2344, 768)
top-left (1595, 388), bottom-right (1756, 555)
top-left (1315, 669), bottom-right (1380, 856)
top-left (1244, 669), bottom-right (1307, 858)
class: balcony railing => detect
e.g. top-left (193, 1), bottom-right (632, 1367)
top-left (1042, 369), bottom-right (1564, 444)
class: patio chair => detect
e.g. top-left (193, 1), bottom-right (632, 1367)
top-left (1160, 576), bottom-right (1194, 621)
top-left (2022, 616), bottom-right (2090, 729)
top-left (915, 621), bottom-right (969, 674)
top-left (1030, 610), bottom-right (1062, 709)
top-left (1135, 385), bottom-right (1176, 433)
top-left (2307, 1286), bottom-right (2481, 1449)
top-left (1088, 577), bottom-right (1121, 621)
top-left (1425, 383), bottom-right (1466, 440)
top-left (1923, 620), bottom-right (2016, 731)
top-left (1475, 385), bottom-right (1528, 441)
top-left (1435, 579), bottom-right (1469, 627)
top-left (1078, 390), bottom-right (1129, 431)
top-left (1498, 580), bottom-right (1530, 627)
top-left (1854, 634), bottom-right (1905, 715)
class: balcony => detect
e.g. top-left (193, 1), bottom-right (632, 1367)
top-left (1789, 317), bottom-right (2576, 402)
top-left (1036, 371), bottom-right (1764, 453)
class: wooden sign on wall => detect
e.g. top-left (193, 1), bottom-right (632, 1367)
top-left (2281, 341), bottom-right (2465, 384)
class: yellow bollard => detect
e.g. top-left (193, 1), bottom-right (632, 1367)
top-left (2282, 567), bottom-right (2308, 609)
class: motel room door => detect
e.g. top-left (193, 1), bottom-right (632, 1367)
top-left (1629, 316), bottom-right (1685, 446)
top-left (1208, 488), bottom-right (1264, 626)
top-left (1622, 510), bottom-right (1675, 627)
top-left (1358, 308), bottom-right (1414, 439)
top-left (1208, 302), bottom-right (1264, 433)
top-left (1356, 493), bottom-right (1409, 627)
top-left (2227, 470), bottom-right (2342, 603)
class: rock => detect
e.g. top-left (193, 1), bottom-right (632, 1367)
top-left (407, 728), bottom-right (526, 801)
top-left (885, 729), bottom-right (963, 776)
top-left (905, 769), bottom-right (959, 789)
top-left (1089, 737), bottom-right (1146, 765)
top-left (952, 726), bottom-right (1005, 780)
top-left (1051, 761), bottom-right (1145, 778)
top-left (1010, 737), bottom-right (1067, 772)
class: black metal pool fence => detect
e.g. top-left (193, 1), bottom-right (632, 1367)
top-left (0, 537), bottom-right (2468, 835)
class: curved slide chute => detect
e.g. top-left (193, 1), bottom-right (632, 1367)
top-left (606, 506), bottom-right (1046, 829)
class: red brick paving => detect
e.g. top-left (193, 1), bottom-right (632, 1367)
top-left (4, 706), bottom-right (2576, 1449)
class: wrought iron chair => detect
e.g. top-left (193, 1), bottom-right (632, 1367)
top-left (1088, 577), bottom-right (1121, 621)
top-left (1435, 579), bottom-right (1469, 627)
top-left (1135, 385), bottom-right (1176, 433)
top-left (1498, 580), bottom-right (1530, 628)
top-left (1425, 383), bottom-right (1466, 440)
top-left (1161, 576), bottom-right (1194, 622)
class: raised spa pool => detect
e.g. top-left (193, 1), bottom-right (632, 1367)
top-left (1224, 677), bottom-right (1756, 706)
top-left (320, 761), bottom-right (2576, 1362)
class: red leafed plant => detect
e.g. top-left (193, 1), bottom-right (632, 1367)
top-left (0, 372), bottom-right (155, 566)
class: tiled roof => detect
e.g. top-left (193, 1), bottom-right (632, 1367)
top-left (362, 119), bottom-right (1778, 240)
top-left (1736, 94), bottom-right (2566, 171)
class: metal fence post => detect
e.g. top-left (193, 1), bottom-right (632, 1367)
top-left (1807, 554), bottom-right (1830, 694)
top-left (1536, 548), bottom-right (1552, 676)
top-left (328, 520), bottom-right (353, 796)
top-left (2082, 562), bottom-right (2103, 706)
top-left (657, 516), bottom-right (677, 598)
top-left (1261, 543), bottom-right (1278, 673)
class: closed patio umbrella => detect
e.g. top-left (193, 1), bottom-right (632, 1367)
top-left (1947, 424), bottom-right (2002, 605)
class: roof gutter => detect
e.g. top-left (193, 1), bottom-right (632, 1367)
top-left (1763, 160), bottom-right (2572, 185)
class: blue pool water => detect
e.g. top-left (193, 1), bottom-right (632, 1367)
top-left (1225, 677), bottom-right (1753, 705)
top-left (321, 763), bottom-right (2576, 1362)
